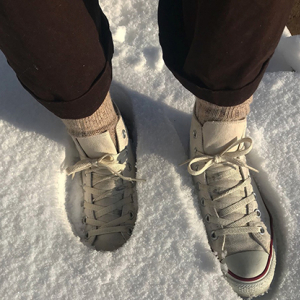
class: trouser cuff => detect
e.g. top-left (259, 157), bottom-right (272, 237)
top-left (20, 61), bottom-right (112, 119)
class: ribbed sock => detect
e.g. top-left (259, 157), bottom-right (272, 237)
top-left (62, 92), bottom-right (118, 146)
top-left (195, 96), bottom-right (252, 124)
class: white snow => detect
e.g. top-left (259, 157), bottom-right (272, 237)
top-left (112, 26), bottom-right (126, 43)
top-left (280, 35), bottom-right (300, 72)
top-left (266, 27), bottom-right (293, 72)
top-left (1, 0), bottom-right (300, 299)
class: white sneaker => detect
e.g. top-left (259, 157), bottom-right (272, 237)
top-left (184, 110), bottom-right (276, 297)
top-left (66, 107), bottom-right (139, 251)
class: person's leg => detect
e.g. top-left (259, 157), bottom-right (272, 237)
top-left (0, 0), bottom-right (137, 251)
top-left (158, 0), bottom-right (293, 297)
top-left (158, 0), bottom-right (294, 106)
top-left (0, 0), bottom-right (113, 119)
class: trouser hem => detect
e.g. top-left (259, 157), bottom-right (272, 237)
top-left (21, 61), bottom-right (112, 119)
top-left (167, 58), bottom-right (270, 106)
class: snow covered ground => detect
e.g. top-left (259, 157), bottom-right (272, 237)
top-left (1, 1), bottom-right (300, 299)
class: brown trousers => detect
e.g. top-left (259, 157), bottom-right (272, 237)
top-left (0, 0), bottom-right (294, 119)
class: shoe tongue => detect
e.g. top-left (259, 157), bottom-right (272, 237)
top-left (76, 131), bottom-right (117, 158)
top-left (202, 119), bottom-right (247, 155)
top-left (203, 119), bottom-right (248, 232)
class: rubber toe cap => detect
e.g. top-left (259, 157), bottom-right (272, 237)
top-left (225, 250), bottom-right (269, 279)
top-left (94, 233), bottom-right (126, 251)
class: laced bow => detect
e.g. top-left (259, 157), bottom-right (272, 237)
top-left (181, 137), bottom-right (258, 176)
top-left (66, 153), bottom-right (144, 182)
top-left (66, 153), bottom-right (144, 239)
top-left (182, 137), bottom-right (264, 242)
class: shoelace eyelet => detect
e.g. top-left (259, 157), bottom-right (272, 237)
top-left (129, 211), bottom-right (134, 220)
top-left (194, 147), bottom-right (198, 154)
top-left (259, 227), bottom-right (265, 235)
top-left (127, 227), bottom-right (133, 235)
top-left (193, 130), bottom-right (197, 139)
top-left (122, 129), bottom-right (126, 139)
top-left (85, 233), bottom-right (89, 239)
top-left (82, 217), bottom-right (87, 224)
top-left (211, 231), bottom-right (218, 240)
top-left (256, 209), bottom-right (261, 217)
top-left (205, 214), bottom-right (210, 223)
top-left (200, 197), bottom-right (205, 207)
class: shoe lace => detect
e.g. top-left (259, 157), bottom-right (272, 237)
top-left (182, 137), bottom-right (264, 240)
top-left (66, 152), bottom-right (144, 238)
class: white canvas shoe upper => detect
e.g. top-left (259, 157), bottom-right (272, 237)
top-left (185, 111), bottom-right (276, 297)
top-left (66, 109), bottom-right (139, 251)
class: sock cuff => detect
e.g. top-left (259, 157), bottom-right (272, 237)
top-left (62, 93), bottom-right (118, 145)
top-left (195, 96), bottom-right (252, 123)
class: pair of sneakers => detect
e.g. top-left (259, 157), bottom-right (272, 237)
top-left (66, 103), bottom-right (275, 298)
